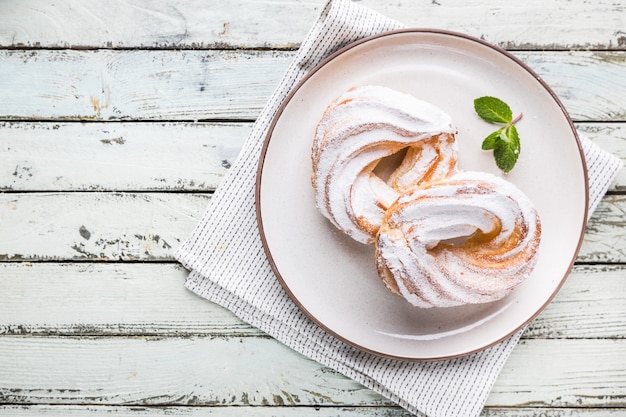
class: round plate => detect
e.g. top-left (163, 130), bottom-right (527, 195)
top-left (256, 29), bottom-right (588, 360)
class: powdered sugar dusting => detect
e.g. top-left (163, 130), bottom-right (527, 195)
top-left (376, 171), bottom-right (541, 308)
top-left (311, 85), bottom-right (541, 308)
top-left (311, 85), bottom-right (457, 244)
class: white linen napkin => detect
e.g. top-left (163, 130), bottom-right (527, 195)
top-left (175, 1), bottom-right (623, 416)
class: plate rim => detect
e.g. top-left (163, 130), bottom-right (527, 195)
top-left (255, 28), bottom-right (590, 361)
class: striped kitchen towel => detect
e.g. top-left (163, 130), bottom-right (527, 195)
top-left (175, 0), bottom-right (623, 416)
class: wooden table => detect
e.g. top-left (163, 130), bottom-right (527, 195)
top-left (1, 1), bottom-right (625, 416)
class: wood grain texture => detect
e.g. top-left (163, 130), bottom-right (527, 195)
top-left (1, 1), bottom-right (624, 415)
top-left (1, 0), bottom-right (624, 50)
top-left (1, 406), bottom-right (625, 417)
top-left (1, 263), bottom-right (625, 339)
top-left (0, 193), bottom-right (623, 262)
top-left (0, 193), bottom-right (210, 261)
top-left (579, 194), bottom-right (626, 262)
top-left (0, 50), bottom-right (624, 121)
top-left (525, 264), bottom-right (626, 339)
top-left (491, 339), bottom-right (626, 407)
top-left (0, 262), bottom-right (258, 337)
top-left (0, 335), bottom-right (385, 407)
top-left (0, 336), bottom-right (623, 408)
top-left (1, 122), bottom-right (624, 192)
top-left (0, 121), bottom-right (249, 191)
top-left (2, 405), bottom-right (416, 417)
top-left (0, 49), bottom-right (291, 121)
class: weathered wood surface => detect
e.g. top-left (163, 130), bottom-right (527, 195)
top-left (0, 49), bottom-right (291, 121)
top-left (0, 193), bottom-right (210, 261)
top-left (0, 121), bottom-right (249, 192)
top-left (0, 50), bottom-right (624, 121)
top-left (2, 407), bottom-right (626, 417)
top-left (0, 192), bottom-right (624, 262)
top-left (1, 0), bottom-right (624, 50)
top-left (1, 0), bottom-right (625, 416)
top-left (1, 406), bottom-right (414, 417)
top-left (1, 263), bottom-right (625, 339)
top-left (0, 335), bottom-right (624, 408)
top-left (1, 122), bottom-right (624, 192)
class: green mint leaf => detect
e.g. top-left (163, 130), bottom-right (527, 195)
top-left (481, 128), bottom-right (504, 150)
top-left (474, 96), bottom-right (523, 173)
top-left (506, 124), bottom-right (521, 156)
top-left (493, 126), bottom-right (519, 173)
top-left (474, 96), bottom-right (513, 124)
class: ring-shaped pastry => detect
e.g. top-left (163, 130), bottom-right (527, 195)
top-left (311, 85), bottom-right (458, 244)
top-left (375, 171), bottom-right (542, 308)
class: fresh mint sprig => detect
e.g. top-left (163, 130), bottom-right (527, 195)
top-left (474, 96), bottom-right (523, 173)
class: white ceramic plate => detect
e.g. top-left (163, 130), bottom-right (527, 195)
top-left (256, 29), bottom-right (588, 360)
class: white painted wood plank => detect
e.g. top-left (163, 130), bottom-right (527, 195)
top-left (0, 193), bottom-right (623, 262)
top-left (1, 122), bottom-right (623, 192)
top-left (1, 0), bottom-right (624, 50)
top-left (0, 50), bottom-right (624, 121)
top-left (0, 262), bottom-right (259, 336)
top-left (525, 265), bottom-right (626, 339)
top-left (2, 405), bottom-right (414, 417)
top-left (0, 121), bottom-right (249, 192)
top-left (0, 336), bottom-right (623, 407)
top-left (1, 405), bottom-right (625, 417)
top-left (578, 195), bottom-right (626, 263)
top-left (0, 335), bottom-right (386, 407)
top-left (489, 339), bottom-right (626, 408)
top-left (521, 51), bottom-right (626, 122)
top-left (1, 263), bottom-right (624, 339)
top-left (0, 0), bottom-right (322, 50)
top-left (0, 49), bottom-right (291, 121)
top-left (0, 193), bottom-right (210, 261)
